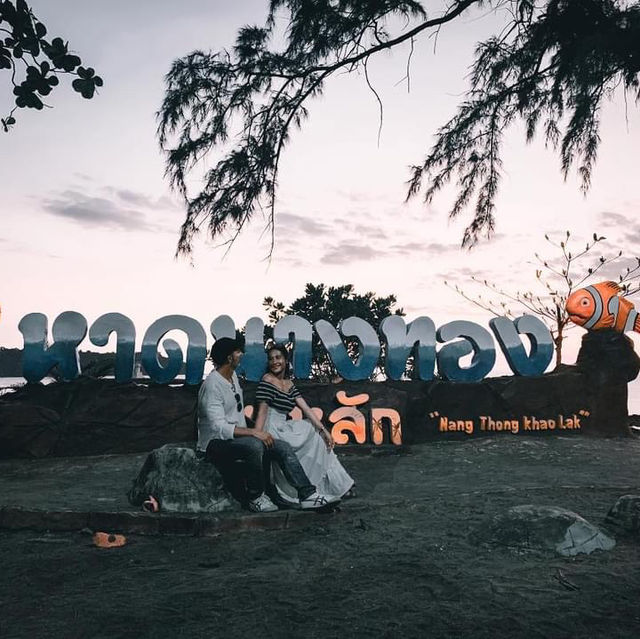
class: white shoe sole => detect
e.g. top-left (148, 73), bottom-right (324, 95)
top-left (300, 496), bottom-right (341, 510)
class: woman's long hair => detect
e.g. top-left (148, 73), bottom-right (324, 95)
top-left (266, 343), bottom-right (291, 378)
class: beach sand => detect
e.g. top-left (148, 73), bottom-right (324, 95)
top-left (1, 436), bottom-right (640, 638)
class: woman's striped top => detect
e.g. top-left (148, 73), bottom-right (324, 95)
top-left (255, 380), bottom-right (301, 414)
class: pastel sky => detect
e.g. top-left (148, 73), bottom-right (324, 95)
top-left (2, 2), bottom-right (640, 398)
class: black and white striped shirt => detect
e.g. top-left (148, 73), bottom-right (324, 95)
top-left (255, 380), bottom-right (301, 414)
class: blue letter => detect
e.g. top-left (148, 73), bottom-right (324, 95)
top-left (314, 317), bottom-right (380, 381)
top-left (436, 320), bottom-right (495, 382)
top-left (379, 315), bottom-right (436, 380)
top-left (273, 315), bottom-right (313, 379)
top-left (19, 311), bottom-right (87, 382)
top-left (210, 315), bottom-right (235, 340)
top-left (141, 315), bottom-right (206, 384)
top-left (239, 317), bottom-right (267, 381)
top-left (89, 313), bottom-right (136, 383)
top-left (489, 315), bottom-right (553, 376)
top-left (210, 315), bottom-right (266, 381)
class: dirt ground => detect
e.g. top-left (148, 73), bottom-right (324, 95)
top-left (1, 435), bottom-right (640, 639)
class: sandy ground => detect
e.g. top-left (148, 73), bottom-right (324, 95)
top-left (1, 436), bottom-right (640, 639)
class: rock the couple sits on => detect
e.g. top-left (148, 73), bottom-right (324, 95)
top-left (197, 338), bottom-right (355, 513)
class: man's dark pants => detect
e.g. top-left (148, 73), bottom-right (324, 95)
top-left (206, 437), bottom-right (315, 503)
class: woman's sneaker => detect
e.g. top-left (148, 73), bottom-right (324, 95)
top-left (247, 493), bottom-right (278, 513)
top-left (299, 492), bottom-right (340, 510)
top-left (342, 485), bottom-right (357, 499)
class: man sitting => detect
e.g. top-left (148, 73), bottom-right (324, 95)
top-left (197, 337), bottom-right (338, 512)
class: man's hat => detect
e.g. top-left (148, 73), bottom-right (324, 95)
top-left (210, 337), bottom-right (243, 365)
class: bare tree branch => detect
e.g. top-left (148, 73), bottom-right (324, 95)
top-left (451, 231), bottom-right (640, 367)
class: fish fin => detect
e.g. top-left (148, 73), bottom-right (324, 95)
top-left (602, 281), bottom-right (622, 293)
top-left (600, 314), bottom-right (615, 328)
top-left (634, 314), bottom-right (640, 334)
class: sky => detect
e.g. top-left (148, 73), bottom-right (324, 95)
top-left (2, 1), bottom-right (640, 397)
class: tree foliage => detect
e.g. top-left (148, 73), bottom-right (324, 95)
top-left (408, 0), bottom-right (640, 246)
top-left (448, 231), bottom-right (640, 367)
top-left (0, 0), bottom-right (102, 131)
top-left (264, 283), bottom-right (404, 380)
top-left (158, 0), bottom-right (478, 255)
top-left (158, 0), bottom-right (640, 255)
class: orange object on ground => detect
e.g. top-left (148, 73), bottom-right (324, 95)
top-left (93, 532), bottom-right (126, 548)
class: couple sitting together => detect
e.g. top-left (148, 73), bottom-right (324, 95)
top-left (197, 337), bottom-right (355, 512)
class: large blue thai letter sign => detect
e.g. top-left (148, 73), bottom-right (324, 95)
top-left (17, 312), bottom-right (554, 384)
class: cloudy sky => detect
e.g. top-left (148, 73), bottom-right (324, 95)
top-left (2, 1), bottom-right (640, 398)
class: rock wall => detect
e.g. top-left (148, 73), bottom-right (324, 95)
top-left (0, 364), bottom-right (627, 460)
top-left (0, 379), bottom-right (198, 458)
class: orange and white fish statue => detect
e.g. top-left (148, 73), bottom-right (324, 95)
top-left (565, 281), bottom-right (640, 333)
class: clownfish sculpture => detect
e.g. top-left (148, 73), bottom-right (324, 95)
top-left (566, 281), bottom-right (640, 333)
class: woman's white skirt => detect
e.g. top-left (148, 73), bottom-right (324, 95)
top-left (265, 408), bottom-right (354, 505)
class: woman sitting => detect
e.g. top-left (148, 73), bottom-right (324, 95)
top-left (254, 344), bottom-right (355, 506)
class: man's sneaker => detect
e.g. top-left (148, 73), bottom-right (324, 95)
top-left (299, 492), bottom-right (340, 510)
top-left (247, 493), bottom-right (278, 513)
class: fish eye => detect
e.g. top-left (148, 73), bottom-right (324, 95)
top-left (580, 298), bottom-right (590, 306)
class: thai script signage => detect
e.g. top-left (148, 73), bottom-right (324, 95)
top-left (17, 311), bottom-right (554, 384)
top-left (245, 390), bottom-right (403, 446)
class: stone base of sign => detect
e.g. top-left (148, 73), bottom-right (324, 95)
top-left (0, 378), bottom-right (198, 458)
top-left (0, 363), bottom-right (631, 459)
top-left (278, 367), bottom-right (597, 445)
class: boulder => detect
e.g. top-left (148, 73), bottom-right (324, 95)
top-left (471, 504), bottom-right (616, 556)
top-left (576, 329), bottom-right (640, 436)
top-left (127, 445), bottom-right (237, 514)
top-left (576, 330), bottom-right (640, 383)
top-left (605, 495), bottom-right (640, 535)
